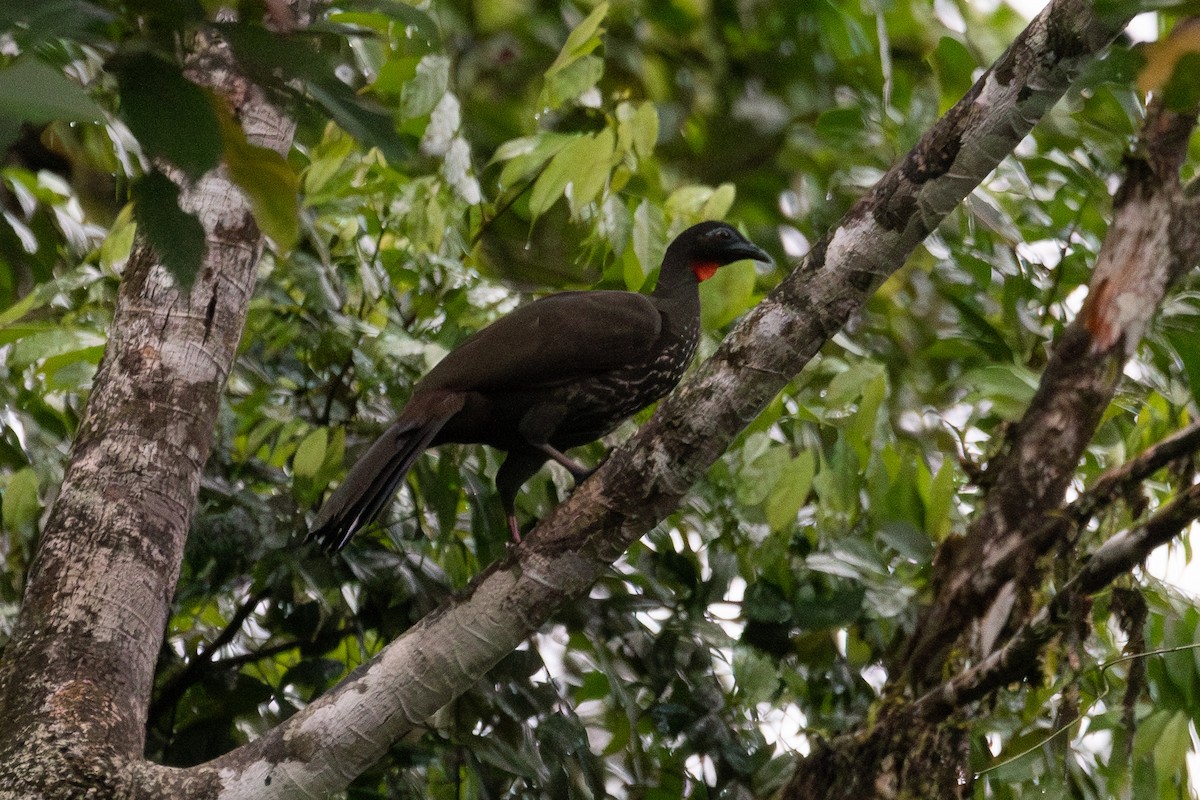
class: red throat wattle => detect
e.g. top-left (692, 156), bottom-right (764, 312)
top-left (691, 261), bottom-right (720, 282)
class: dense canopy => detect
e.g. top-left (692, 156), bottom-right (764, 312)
top-left (3, 0), bottom-right (1200, 798)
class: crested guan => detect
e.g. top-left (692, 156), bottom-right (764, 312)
top-left (309, 221), bottom-right (771, 550)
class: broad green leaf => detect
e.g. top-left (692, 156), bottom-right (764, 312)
top-left (338, 0), bottom-right (440, 43)
top-left (307, 80), bottom-right (410, 165)
top-left (733, 649), bottom-right (778, 705)
top-left (303, 126), bottom-right (357, 196)
top-left (793, 586), bottom-right (865, 630)
top-left (293, 428), bottom-right (328, 480)
top-left (546, 2), bottom-right (608, 74)
top-left (924, 458), bottom-right (956, 540)
top-left (401, 54), bottom-right (450, 119)
top-left (1152, 710), bottom-right (1191, 781)
top-left (2, 467), bottom-right (41, 532)
top-left (542, 54), bottom-right (604, 110)
top-left (877, 521), bottom-right (934, 562)
top-left (9, 328), bottom-right (102, 369)
top-left (702, 183), bottom-right (736, 220)
top-left (218, 106), bottom-right (300, 251)
top-left (0, 0), bottom-right (115, 47)
top-left (131, 171), bottom-right (208, 290)
top-left (115, 52), bottom-right (223, 180)
top-left (0, 57), bottom-right (103, 123)
top-left (764, 451), bottom-right (815, 532)
top-left (528, 133), bottom-right (599, 219)
top-left (496, 133), bottom-right (577, 189)
top-left (1167, 327), bottom-right (1200, 409)
top-left (540, 2), bottom-right (608, 109)
top-left (1133, 708), bottom-right (1173, 762)
top-left (99, 205), bottom-right (136, 272)
top-left (0, 57), bottom-right (103, 150)
top-left (930, 36), bottom-right (978, 111)
top-left (566, 127), bottom-right (614, 215)
top-left (632, 198), bottom-right (666, 279)
top-left (632, 102), bottom-right (658, 159)
top-left (737, 446), bottom-right (789, 506)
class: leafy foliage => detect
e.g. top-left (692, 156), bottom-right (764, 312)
top-left (5, 0), bottom-right (1200, 797)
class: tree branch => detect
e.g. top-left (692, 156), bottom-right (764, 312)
top-left (149, 2), bottom-right (1139, 795)
top-left (903, 86), bottom-right (1200, 684)
top-left (913, 481), bottom-right (1200, 720)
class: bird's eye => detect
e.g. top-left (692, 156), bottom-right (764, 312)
top-left (716, 229), bottom-right (731, 240)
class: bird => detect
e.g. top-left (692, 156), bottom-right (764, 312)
top-left (308, 221), bottom-right (771, 551)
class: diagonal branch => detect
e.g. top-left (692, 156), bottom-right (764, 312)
top-left (145, 2), bottom-right (1140, 795)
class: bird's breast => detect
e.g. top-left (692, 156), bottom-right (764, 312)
top-left (549, 317), bottom-right (700, 445)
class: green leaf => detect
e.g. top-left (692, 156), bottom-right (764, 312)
top-left (1153, 710), bottom-right (1191, 780)
top-left (0, 57), bottom-right (103, 150)
top-left (528, 133), bottom-right (596, 219)
top-left (546, 2), bottom-right (608, 74)
top-left (923, 458), bottom-right (955, 540)
top-left (1167, 327), bottom-right (1200, 409)
top-left (633, 198), bottom-right (666, 279)
top-left (401, 54), bottom-right (450, 119)
top-left (542, 54), bottom-right (604, 110)
top-left (131, 171), bottom-right (207, 290)
top-left (733, 649), bottom-right (778, 705)
top-left (793, 586), bottom-right (865, 630)
top-left (307, 80), bottom-right (410, 165)
top-left (115, 52), bottom-right (223, 180)
top-left (338, 0), bottom-right (440, 43)
top-left (566, 127), bottom-right (614, 215)
top-left (218, 108), bottom-right (300, 251)
top-left (293, 428), bottom-right (328, 480)
top-left (702, 183), bottom-right (736, 219)
top-left (540, 2), bottom-right (608, 109)
top-left (877, 521), bottom-right (933, 562)
top-left (632, 102), bottom-right (658, 160)
top-left (2, 467), bottom-right (41, 532)
top-left (496, 132), bottom-right (576, 189)
top-left (1133, 708), bottom-right (1173, 762)
top-left (764, 451), bottom-right (815, 532)
top-left (0, 0), bottom-right (115, 47)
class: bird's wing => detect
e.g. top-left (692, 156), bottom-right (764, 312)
top-left (416, 291), bottom-right (663, 392)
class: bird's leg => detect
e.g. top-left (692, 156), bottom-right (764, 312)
top-left (496, 448), bottom-right (548, 544)
top-left (533, 443), bottom-right (595, 485)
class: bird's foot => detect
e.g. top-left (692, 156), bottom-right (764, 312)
top-left (507, 513), bottom-right (522, 544)
top-left (535, 443), bottom-right (595, 485)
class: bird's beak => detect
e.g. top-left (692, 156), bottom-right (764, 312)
top-left (728, 241), bottom-right (773, 266)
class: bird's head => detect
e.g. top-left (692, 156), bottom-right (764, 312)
top-left (665, 221), bottom-right (773, 283)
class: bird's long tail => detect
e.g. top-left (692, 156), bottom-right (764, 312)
top-left (307, 392), bottom-right (463, 552)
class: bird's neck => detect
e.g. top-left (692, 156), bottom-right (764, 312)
top-left (649, 260), bottom-right (703, 341)
top-left (650, 258), bottom-right (703, 305)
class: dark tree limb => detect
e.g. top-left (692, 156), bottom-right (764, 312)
top-left (914, 481), bottom-right (1200, 720)
top-left (902, 88), bottom-right (1200, 687)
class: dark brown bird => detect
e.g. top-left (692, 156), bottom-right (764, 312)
top-left (309, 221), bottom-right (771, 550)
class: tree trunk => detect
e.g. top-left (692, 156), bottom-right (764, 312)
top-left (0, 34), bottom-right (294, 797)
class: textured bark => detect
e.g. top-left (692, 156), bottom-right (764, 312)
top-left (785, 46), bottom-right (1200, 800)
top-left (0, 35), bottom-right (294, 799)
top-left (902, 99), bottom-right (1200, 687)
